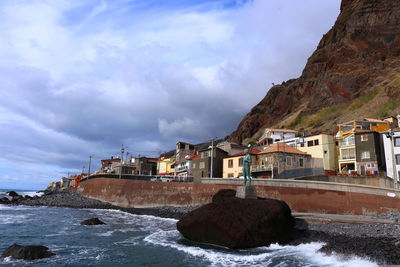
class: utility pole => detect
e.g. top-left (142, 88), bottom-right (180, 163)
top-left (82, 165), bottom-right (85, 175)
top-left (119, 144), bottom-right (124, 179)
top-left (88, 155), bottom-right (94, 176)
top-left (210, 138), bottom-right (214, 178)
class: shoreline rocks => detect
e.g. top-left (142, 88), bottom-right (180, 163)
top-left (1, 244), bottom-right (55, 261)
top-left (3, 190), bottom-right (400, 264)
top-left (81, 217), bottom-right (106, 225)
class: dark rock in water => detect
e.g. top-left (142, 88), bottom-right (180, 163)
top-left (80, 217), bottom-right (106, 225)
top-left (7, 191), bottom-right (19, 197)
top-left (177, 189), bottom-right (295, 249)
top-left (0, 197), bottom-right (10, 204)
top-left (11, 195), bottom-right (23, 202)
top-left (24, 195), bottom-right (33, 200)
top-left (1, 244), bottom-right (55, 260)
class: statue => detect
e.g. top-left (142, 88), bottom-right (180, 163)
top-left (243, 148), bottom-right (252, 186)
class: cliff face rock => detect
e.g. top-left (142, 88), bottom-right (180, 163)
top-left (230, 0), bottom-right (400, 143)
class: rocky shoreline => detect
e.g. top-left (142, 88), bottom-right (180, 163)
top-left (2, 190), bottom-right (400, 265)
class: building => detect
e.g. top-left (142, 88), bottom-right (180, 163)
top-left (223, 149), bottom-right (260, 178)
top-left (382, 129), bottom-right (400, 181)
top-left (100, 157), bottom-right (121, 173)
top-left (257, 128), bottom-right (298, 146)
top-left (191, 147), bottom-right (228, 181)
top-left (336, 118), bottom-right (389, 175)
top-left (338, 132), bottom-right (384, 175)
top-left (337, 118), bottom-right (390, 137)
top-left (174, 155), bottom-right (195, 180)
top-left (216, 141), bottom-right (245, 155)
top-left (128, 157), bottom-right (158, 175)
top-left (175, 142), bottom-right (196, 163)
top-left (253, 142), bottom-right (311, 179)
top-left (157, 156), bottom-right (175, 176)
top-left (295, 134), bottom-right (337, 175)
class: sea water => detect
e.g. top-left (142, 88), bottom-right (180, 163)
top-left (0, 190), bottom-right (378, 267)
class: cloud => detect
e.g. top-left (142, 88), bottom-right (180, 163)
top-left (0, 0), bottom-right (341, 189)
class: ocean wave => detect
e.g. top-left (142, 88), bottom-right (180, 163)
top-left (144, 230), bottom-right (378, 267)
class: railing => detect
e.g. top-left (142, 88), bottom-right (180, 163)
top-left (251, 165), bottom-right (273, 172)
top-left (339, 140), bottom-right (355, 146)
top-left (339, 155), bottom-right (356, 160)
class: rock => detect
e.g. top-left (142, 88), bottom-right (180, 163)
top-left (11, 195), bottom-right (23, 202)
top-left (24, 195), bottom-right (33, 200)
top-left (211, 189), bottom-right (236, 203)
top-left (1, 244), bottom-right (55, 260)
top-left (7, 191), bottom-right (19, 197)
top-left (0, 197), bottom-right (10, 204)
top-left (177, 189), bottom-right (294, 249)
top-left (80, 217), bottom-right (106, 225)
top-left (229, 0), bottom-right (400, 142)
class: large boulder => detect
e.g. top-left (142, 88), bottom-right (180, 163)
top-left (80, 217), bottom-right (106, 225)
top-left (177, 189), bottom-right (295, 249)
top-left (1, 244), bottom-right (55, 260)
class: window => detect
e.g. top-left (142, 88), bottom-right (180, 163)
top-left (286, 157), bottom-right (292, 166)
top-left (314, 139), bottom-right (319, 146)
top-left (179, 143), bottom-right (185, 149)
top-left (228, 173), bottom-right (234, 178)
top-left (395, 137), bottom-right (400, 147)
top-left (192, 163), bottom-right (196, 169)
top-left (239, 158), bottom-right (243, 167)
top-left (307, 140), bottom-right (313, 147)
top-left (361, 151), bottom-right (370, 159)
top-left (340, 148), bottom-right (356, 160)
top-left (199, 161), bottom-right (205, 169)
top-left (300, 143), bottom-right (305, 147)
top-left (361, 135), bottom-right (368, 142)
top-left (228, 159), bottom-right (233, 168)
top-left (396, 154), bottom-right (400, 165)
top-left (189, 145), bottom-right (194, 150)
top-left (299, 158), bottom-right (304, 167)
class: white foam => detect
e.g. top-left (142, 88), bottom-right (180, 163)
top-left (144, 230), bottom-right (378, 267)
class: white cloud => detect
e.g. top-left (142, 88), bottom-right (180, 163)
top-left (0, 0), bottom-right (341, 189)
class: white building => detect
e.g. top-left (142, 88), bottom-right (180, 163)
top-left (382, 129), bottom-right (400, 181)
top-left (257, 128), bottom-right (298, 146)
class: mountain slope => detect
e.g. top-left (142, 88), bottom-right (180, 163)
top-left (229, 0), bottom-right (400, 144)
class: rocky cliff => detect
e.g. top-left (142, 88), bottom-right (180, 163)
top-left (230, 0), bottom-right (400, 144)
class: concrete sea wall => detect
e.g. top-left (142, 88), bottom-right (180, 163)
top-left (77, 177), bottom-right (400, 215)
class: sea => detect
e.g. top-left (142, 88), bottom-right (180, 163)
top-left (0, 190), bottom-right (378, 267)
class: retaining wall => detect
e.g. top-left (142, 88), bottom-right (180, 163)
top-left (77, 177), bottom-right (400, 215)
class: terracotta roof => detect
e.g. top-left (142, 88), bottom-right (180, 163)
top-left (224, 149), bottom-right (261, 158)
top-left (264, 128), bottom-right (298, 133)
top-left (258, 142), bottom-right (308, 155)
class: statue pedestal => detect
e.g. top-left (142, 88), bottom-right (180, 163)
top-left (236, 186), bottom-right (257, 199)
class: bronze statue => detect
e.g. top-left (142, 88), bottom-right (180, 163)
top-left (243, 148), bottom-right (252, 186)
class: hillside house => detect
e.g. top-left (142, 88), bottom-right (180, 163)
top-left (253, 142), bottom-right (311, 179)
top-left (222, 149), bottom-right (260, 178)
top-left (192, 147), bottom-right (228, 181)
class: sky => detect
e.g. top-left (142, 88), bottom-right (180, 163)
top-left (0, 0), bottom-right (341, 190)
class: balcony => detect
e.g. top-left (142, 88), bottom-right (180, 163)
top-left (251, 165), bottom-right (273, 172)
top-left (339, 155), bottom-right (356, 160)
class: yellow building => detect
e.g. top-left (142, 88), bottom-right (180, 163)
top-left (337, 118), bottom-right (390, 137)
top-left (223, 149), bottom-right (260, 178)
top-left (296, 134), bottom-right (337, 174)
top-left (157, 157), bottom-right (175, 175)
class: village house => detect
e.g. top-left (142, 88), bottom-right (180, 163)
top-left (284, 134), bottom-right (337, 175)
top-left (157, 155), bottom-right (175, 176)
top-left (253, 142), bottom-right (311, 179)
top-left (382, 128), bottom-right (400, 182)
top-left (191, 147), bottom-right (228, 181)
top-left (216, 141), bottom-right (245, 155)
top-left (222, 149), bottom-right (260, 178)
top-left (100, 157), bottom-right (121, 173)
top-left (257, 128), bottom-right (298, 146)
top-left (336, 118), bottom-right (389, 175)
top-left (128, 157), bottom-right (158, 175)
